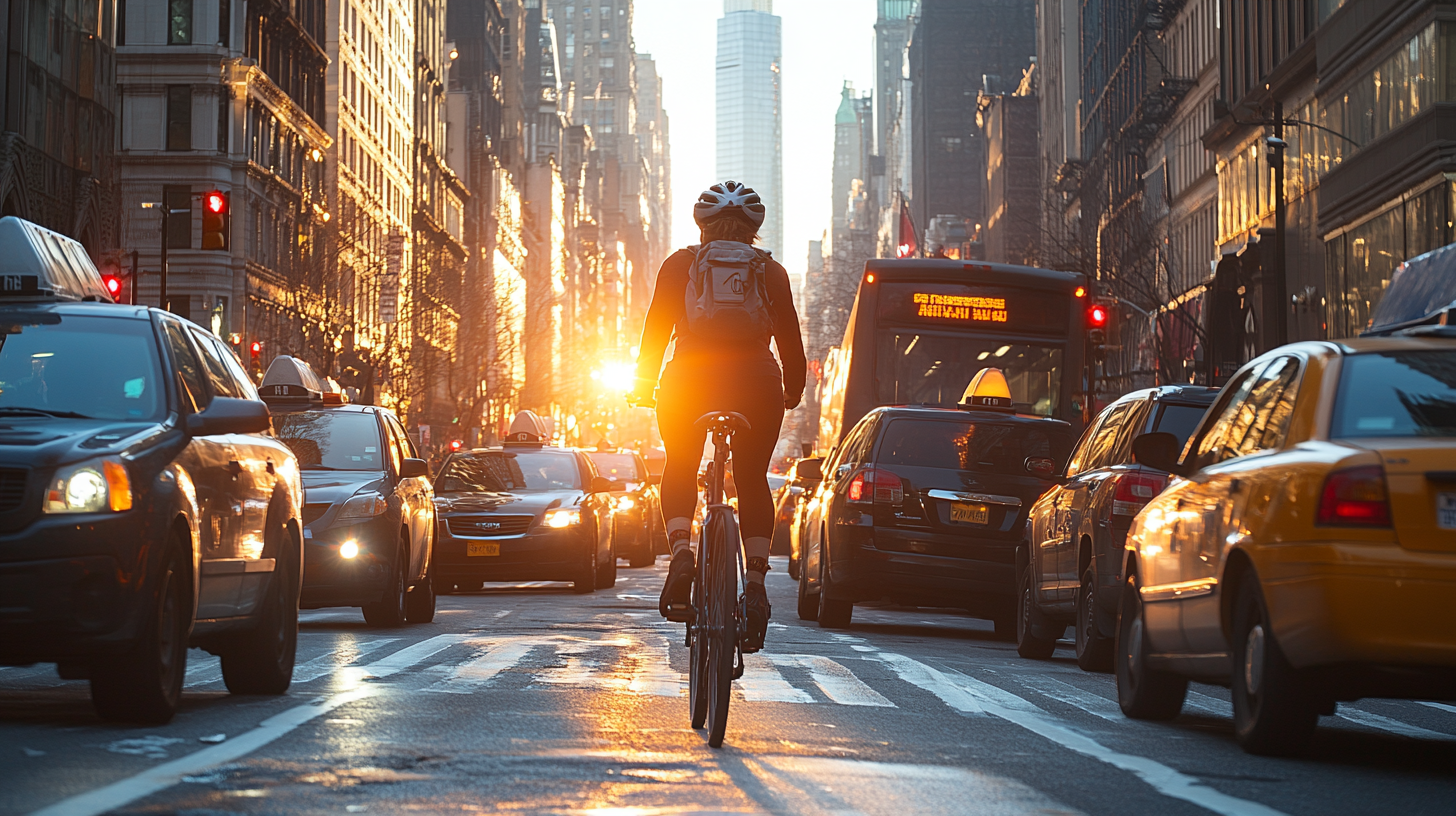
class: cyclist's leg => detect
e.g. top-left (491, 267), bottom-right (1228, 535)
top-left (731, 381), bottom-right (785, 649)
top-left (655, 380), bottom-right (708, 620)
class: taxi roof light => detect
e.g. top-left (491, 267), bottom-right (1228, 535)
top-left (959, 368), bottom-right (1016, 412)
top-left (0, 217), bottom-right (115, 303)
top-left (504, 410), bottom-right (548, 447)
top-left (259, 355), bottom-right (326, 406)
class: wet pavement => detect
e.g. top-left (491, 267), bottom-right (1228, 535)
top-left (2, 557), bottom-right (1453, 815)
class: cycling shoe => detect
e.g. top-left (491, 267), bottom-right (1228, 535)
top-left (742, 582), bottom-right (771, 653)
top-left (659, 549), bottom-right (695, 622)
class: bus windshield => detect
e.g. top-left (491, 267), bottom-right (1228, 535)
top-left (876, 331), bottom-right (1062, 416)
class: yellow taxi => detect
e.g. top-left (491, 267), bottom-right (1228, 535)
top-left (1116, 336), bottom-right (1456, 756)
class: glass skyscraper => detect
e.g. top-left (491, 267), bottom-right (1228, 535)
top-left (716, 0), bottom-right (784, 259)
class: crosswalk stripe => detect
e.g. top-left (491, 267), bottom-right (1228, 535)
top-left (1016, 674), bottom-right (1124, 722)
top-left (1337, 705), bottom-right (1455, 741)
top-left (183, 654), bottom-right (223, 688)
top-left (769, 654), bottom-right (895, 707)
top-left (361, 634), bottom-right (471, 678)
top-left (291, 637), bottom-right (400, 683)
top-left (424, 640), bottom-right (537, 694)
top-left (623, 635), bottom-right (686, 697)
top-left (737, 659), bottom-right (814, 703)
top-left (1419, 701), bottom-right (1456, 715)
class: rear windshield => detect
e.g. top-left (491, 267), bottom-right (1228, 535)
top-left (587, 453), bottom-right (640, 481)
top-left (439, 451), bottom-right (581, 492)
top-left (275, 412), bottom-right (385, 471)
top-left (1333, 350), bottom-right (1456, 438)
top-left (876, 418), bottom-right (1073, 475)
top-left (1152, 403), bottom-right (1210, 448)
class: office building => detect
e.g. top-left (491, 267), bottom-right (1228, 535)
top-left (716, 0), bottom-right (783, 258)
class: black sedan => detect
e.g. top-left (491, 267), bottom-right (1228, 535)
top-left (433, 444), bottom-right (617, 593)
top-left (796, 404), bottom-right (1073, 631)
top-left (585, 448), bottom-right (660, 568)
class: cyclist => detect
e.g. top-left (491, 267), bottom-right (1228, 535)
top-left (629, 181), bottom-right (806, 652)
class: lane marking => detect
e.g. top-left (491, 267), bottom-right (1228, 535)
top-left (737, 659), bottom-right (814, 704)
top-left (768, 654), bottom-right (895, 707)
top-left (26, 634), bottom-right (468, 816)
top-left (291, 637), bottom-right (400, 684)
top-left (874, 652), bottom-right (986, 716)
top-left (1015, 675), bottom-right (1124, 722)
top-left (1336, 705), bottom-right (1455, 741)
top-left (623, 634), bottom-right (686, 697)
top-left (1185, 691), bottom-right (1228, 717)
top-left (1419, 701), bottom-right (1456, 716)
top-left (424, 640), bottom-right (536, 694)
top-left (874, 653), bottom-right (1288, 816)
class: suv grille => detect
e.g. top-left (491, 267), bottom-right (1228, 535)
top-left (448, 515), bottom-right (534, 537)
top-left (0, 468), bottom-right (27, 512)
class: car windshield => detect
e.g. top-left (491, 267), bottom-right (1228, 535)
top-left (876, 418), bottom-right (1073, 476)
top-left (0, 314), bottom-right (163, 421)
top-left (876, 332), bottom-right (1062, 417)
top-left (1332, 350), bottom-right (1456, 438)
top-left (1152, 403), bottom-right (1210, 448)
top-left (274, 412), bottom-right (386, 471)
top-left (588, 453), bottom-right (640, 482)
top-left (767, 474), bottom-right (787, 492)
top-left (439, 451), bottom-right (581, 492)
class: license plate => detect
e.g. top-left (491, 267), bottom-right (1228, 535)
top-left (1439, 493), bottom-right (1456, 530)
top-left (467, 541), bottom-right (501, 557)
top-left (950, 502), bottom-right (989, 525)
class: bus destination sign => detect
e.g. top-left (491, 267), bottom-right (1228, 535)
top-left (912, 292), bottom-right (1008, 324)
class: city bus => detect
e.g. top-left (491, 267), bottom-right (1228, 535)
top-left (816, 259), bottom-right (1089, 451)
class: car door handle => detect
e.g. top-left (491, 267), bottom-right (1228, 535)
top-left (228, 461), bottom-right (243, 477)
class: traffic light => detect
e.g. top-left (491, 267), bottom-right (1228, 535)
top-left (250, 340), bottom-right (262, 370)
top-left (201, 190), bottom-right (229, 250)
top-left (1087, 300), bottom-right (1110, 361)
top-left (449, 440), bottom-right (463, 453)
top-left (102, 274), bottom-right (122, 300)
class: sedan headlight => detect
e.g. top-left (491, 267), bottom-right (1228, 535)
top-left (336, 492), bottom-right (388, 523)
top-left (544, 507), bottom-right (581, 528)
top-left (45, 459), bottom-right (132, 513)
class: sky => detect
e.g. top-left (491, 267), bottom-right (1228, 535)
top-left (633, 0), bottom-right (878, 281)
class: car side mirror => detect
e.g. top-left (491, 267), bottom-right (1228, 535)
top-left (186, 397), bottom-right (272, 436)
top-left (647, 473), bottom-right (661, 486)
top-left (796, 459), bottom-right (823, 481)
top-left (1132, 432), bottom-right (1183, 474)
top-left (400, 458), bottom-right (428, 479)
top-left (590, 476), bottom-right (614, 493)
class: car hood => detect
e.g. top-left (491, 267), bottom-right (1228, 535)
top-left (301, 470), bottom-right (387, 505)
top-left (434, 489), bottom-right (584, 517)
top-left (0, 416), bottom-right (174, 471)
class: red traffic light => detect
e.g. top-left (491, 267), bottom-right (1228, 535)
top-left (250, 341), bottom-right (262, 358)
top-left (449, 440), bottom-right (463, 452)
top-left (102, 275), bottom-right (121, 296)
top-left (1088, 303), bottom-right (1109, 329)
top-left (204, 191), bottom-right (228, 214)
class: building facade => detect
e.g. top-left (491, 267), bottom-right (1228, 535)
top-left (716, 0), bottom-right (783, 259)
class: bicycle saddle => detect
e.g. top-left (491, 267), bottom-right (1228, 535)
top-left (694, 411), bottom-right (752, 432)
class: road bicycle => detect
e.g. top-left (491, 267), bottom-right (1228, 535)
top-left (687, 410), bottom-right (750, 748)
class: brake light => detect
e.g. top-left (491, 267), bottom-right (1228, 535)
top-left (1111, 471), bottom-right (1169, 518)
top-left (846, 467), bottom-right (903, 505)
top-left (1317, 466), bottom-right (1391, 527)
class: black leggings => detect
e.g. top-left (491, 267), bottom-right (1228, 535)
top-left (655, 369), bottom-right (784, 541)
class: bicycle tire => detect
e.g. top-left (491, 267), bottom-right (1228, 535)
top-left (704, 507), bottom-right (738, 748)
top-left (689, 573), bottom-right (709, 729)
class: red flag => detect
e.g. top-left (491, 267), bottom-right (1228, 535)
top-left (897, 197), bottom-right (918, 258)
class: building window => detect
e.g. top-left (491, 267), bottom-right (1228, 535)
top-left (217, 92), bottom-right (228, 152)
top-left (167, 86), bottom-right (192, 150)
top-left (164, 185), bottom-right (191, 249)
top-left (168, 0), bottom-right (192, 43)
top-left (218, 0), bottom-right (229, 46)
top-left (117, 0), bottom-right (126, 45)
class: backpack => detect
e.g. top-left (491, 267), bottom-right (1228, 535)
top-left (682, 241), bottom-right (774, 340)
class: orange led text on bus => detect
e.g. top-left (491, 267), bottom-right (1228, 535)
top-left (911, 292), bottom-right (1009, 323)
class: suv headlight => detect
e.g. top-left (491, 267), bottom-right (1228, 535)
top-left (544, 507), bottom-right (580, 528)
top-left (336, 492), bottom-right (388, 523)
top-left (45, 459), bottom-right (132, 513)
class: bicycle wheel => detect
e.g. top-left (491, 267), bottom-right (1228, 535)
top-left (704, 507), bottom-right (738, 748)
top-left (688, 564), bottom-right (709, 729)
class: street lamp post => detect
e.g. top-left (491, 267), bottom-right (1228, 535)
top-left (139, 201), bottom-right (190, 312)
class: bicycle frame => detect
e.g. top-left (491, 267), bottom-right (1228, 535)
top-left (689, 422), bottom-right (747, 646)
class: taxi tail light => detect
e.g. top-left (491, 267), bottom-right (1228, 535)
top-left (846, 467), bottom-right (903, 505)
top-left (1317, 466), bottom-right (1391, 527)
top-left (1110, 471), bottom-right (1169, 518)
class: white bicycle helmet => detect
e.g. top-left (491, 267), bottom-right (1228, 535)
top-left (693, 180), bottom-right (767, 228)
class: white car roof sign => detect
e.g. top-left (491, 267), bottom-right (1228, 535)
top-left (0, 217), bottom-right (113, 302)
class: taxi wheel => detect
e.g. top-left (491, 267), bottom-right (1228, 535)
top-left (90, 537), bottom-right (189, 724)
top-left (572, 532), bottom-right (598, 594)
top-left (596, 535), bottom-right (618, 589)
top-left (363, 536), bottom-right (409, 626)
top-left (796, 554), bottom-right (819, 621)
top-left (405, 560), bottom-right (437, 624)
top-left (1232, 578), bottom-right (1319, 756)
top-left (787, 556), bottom-right (799, 582)
top-left (1076, 567), bottom-right (1114, 672)
top-left (816, 556), bottom-right (853, 628)
top-left (1115, 572), bottom-right (1187, 720)
top-left (222, 527), bottom-right (299, 695)
top-left (1015, 563), bottom-right (1057, 659)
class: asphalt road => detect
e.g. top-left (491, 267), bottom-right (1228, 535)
top-left (2, 557), bottom-right (1453, 816)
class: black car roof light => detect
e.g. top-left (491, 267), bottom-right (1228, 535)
top-left (0, 217), bottom-right (115, 303)
top-left (259, 355), bottom-right (325, 405)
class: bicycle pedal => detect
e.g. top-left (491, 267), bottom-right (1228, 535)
top-left (663, 603), bottom-right (693, 623)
